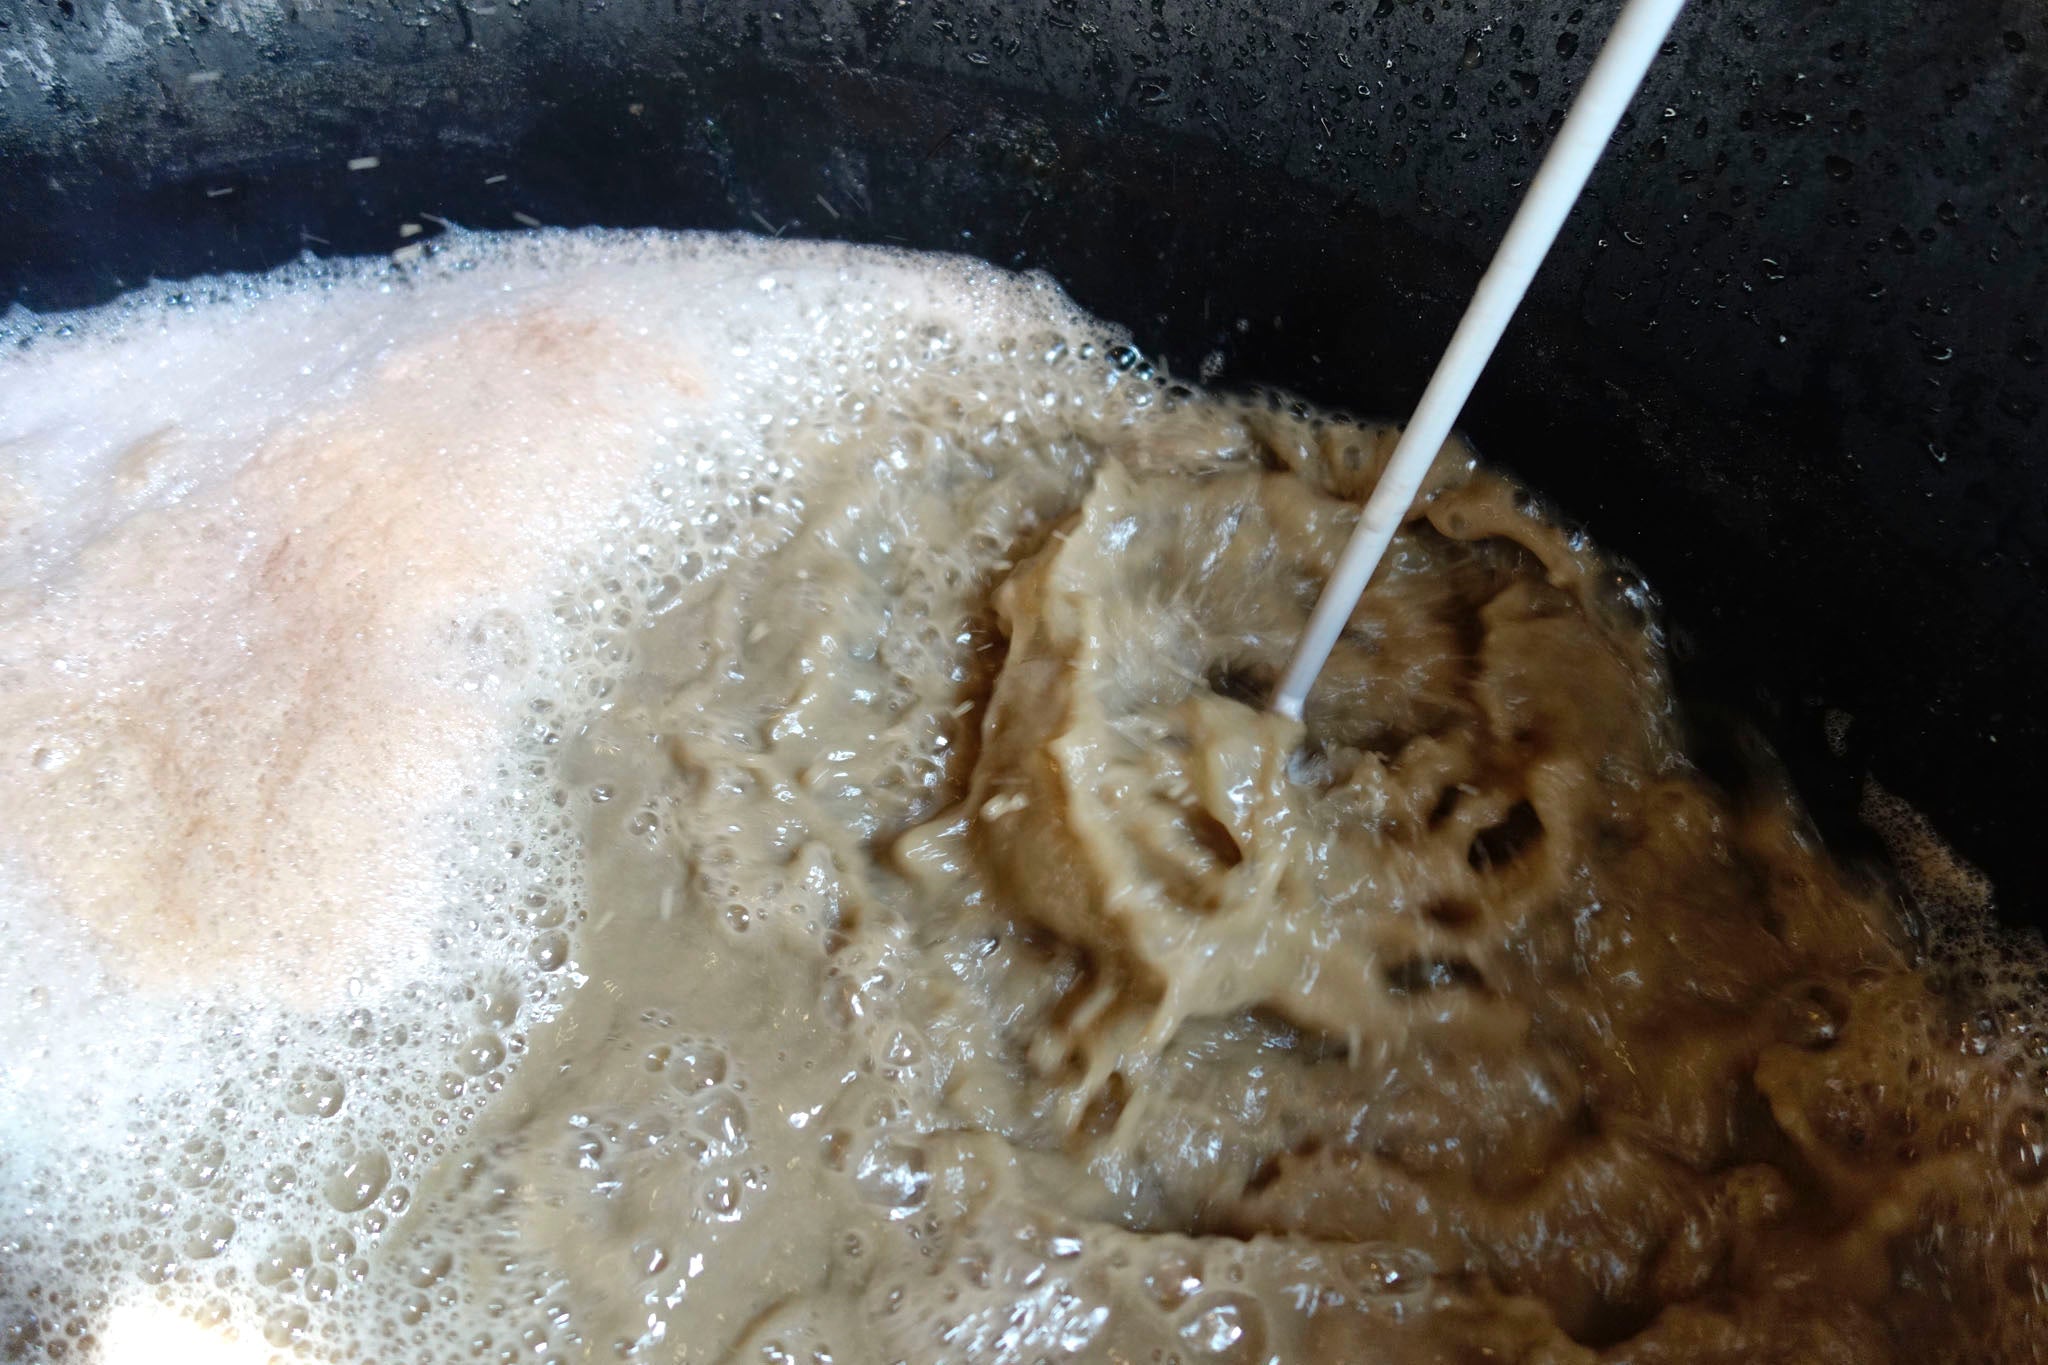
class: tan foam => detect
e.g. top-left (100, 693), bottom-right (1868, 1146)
top-left (0, 293), bottom-right (700, 1001)
top-left (3, 230), bottom-right (2040, 1365)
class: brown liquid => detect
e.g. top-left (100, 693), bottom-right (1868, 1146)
top-left (3, 233), bottom-right (2039, 1364)
top-left (438, 394), bottom-right (2044, 1363)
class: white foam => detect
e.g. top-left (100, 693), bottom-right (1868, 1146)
top-left (0, 228), bottom-right (1134, 1362)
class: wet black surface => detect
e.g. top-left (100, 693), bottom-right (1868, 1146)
top-left (2, 0), bottom-right (2042, 920)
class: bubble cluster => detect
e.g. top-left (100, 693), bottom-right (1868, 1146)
top-left (5, 224), bottom-right (2038, 1365)
top-left (0, 227), bottom-right (1160, 1362)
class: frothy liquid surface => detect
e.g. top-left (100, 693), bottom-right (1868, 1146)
top-left (0, 230), bottom-right (2041, 1364)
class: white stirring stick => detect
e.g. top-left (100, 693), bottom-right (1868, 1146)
top-left (1268, 0), bottom-right (1688, 721)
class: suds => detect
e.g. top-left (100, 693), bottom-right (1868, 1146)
top-left (2, 229), bottom-right (2042, 1365)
